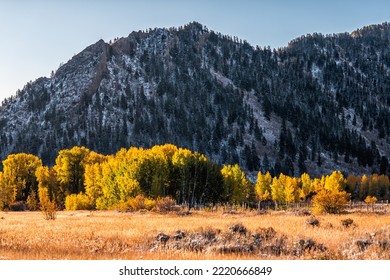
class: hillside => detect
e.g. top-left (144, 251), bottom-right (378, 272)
top-left (1, 22), bottom-right (390, 177)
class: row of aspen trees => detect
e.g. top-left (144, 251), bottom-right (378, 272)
top-left (0, 144), bottom-right (389, 213)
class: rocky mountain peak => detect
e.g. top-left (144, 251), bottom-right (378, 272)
top-left (1, 22), bottom-right (390, 177)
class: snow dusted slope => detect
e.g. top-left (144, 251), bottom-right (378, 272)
top-left (1, 22), bottom-right (390, 177)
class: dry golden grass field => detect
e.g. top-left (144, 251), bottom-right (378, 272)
top-left (0, 209), bottom-right (389, 260)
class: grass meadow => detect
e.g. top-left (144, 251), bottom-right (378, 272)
top-left (0, 209), bottom-right (389, 260)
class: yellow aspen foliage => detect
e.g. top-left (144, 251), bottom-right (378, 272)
top-left (172, 148), bottom-right (193, 167)
top-left (312, 188), bottom-right (351, 214)
top-left (65, 193), bottom-right (93, 210)
top-left (151, 144), bottom-right (178, 159)
top-left (359, 175), bottom-right (370, 200)
top-left (53, 146), bottom-right (92, 194)
top-left (143, 146), bottom-right (173, 198)
top-left (312, 171), bottom-right (350, 214)
top-left (0, 172), bottom-right (16, 209)
top-left (270, 174), bottom-right (287, 206)
top-left (95, 157), bottom-right (122, 209)
top-left (116, 176), bottom-right (141, 201)
top-left (123, 146), bottom-right (145, 164)
top-left (2, 153), bottom-right (42, 202)
top-left (3, 143), bottom-right (390, 211)
top-left (84, 163), bottom-right (104, 207)
top-left (38, 187), bottom-right (57, 220)
top-left (311, 177), bottom-right (324, 194)
top-left (86, 151), bottom-right (108, 165)
top-left (35, 166), bottom-right (61, 206)
top-left (255, 171), bottom-right (272, 202)
top-left (364, 195), bottom-right (378, 204)
top-left (94, 153), bottom-right (142, 209)
top-left (284, 176), bottom-right (300, 203)
top-left (172, 148), bottom-right (195, 202)
top-left (26, 189), bottom-right (39, 211)
top-left (300, 173), bottom-right (313, 200)
top-left (221, 164), bottom-right (250, 204)
top-left (324, 171), bottom-right (346, 192)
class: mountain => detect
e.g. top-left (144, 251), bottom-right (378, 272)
top-left (1, 21), bottom-right (390, 177)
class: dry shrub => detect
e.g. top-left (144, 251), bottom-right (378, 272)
top-left (172, 230), bottom-right (186, 240)
top-left (370, 228), bottom-right (390, 253)
top-left (199, 227), bottom-right (220, 241)
top-left (252, 209), bottom-right (268, 216)
top-left (41, 199), bottom-right (57, 220)
top-left (312, 189), bottom-right (350, 214)
top-left (156, 232), bottom-right (170, 245)
top-left (291, 209), bottom-right (311, 216)
top-left (355, 239), bottom-right (372, 252)
top-left (151, 224), bottom-right (304, 258)
top-left (155, 196), bottom-right (177, 213)
top-left (343, 226), bottom-right (390, 259)
top-left (341, 218), bottom-right (354, 228)
top-left (128, 195), bottom-right (156, 211)
top-left (9, 201), bottom-right (28, 211)
top-left (228, 223), bottom-right (247, 235)
top-left (215, 244), bottom-right (253, 254)
top-left (252, 227), bottom-right (277, 242)
top-left (306, 216), bottom-right (320, 227)
top-left (39, 188), bottom-right (57, 220)
top-left (293, 238), bottom-right (327, 256)
top-left (222, 210), bottom-right (240, 215)
top-left (128, 195), bottom-right (147, 211)
top-left (176, 209), bottom-right (191, 216)
top-left (144, 197), bottom-right (157, 210)
top-left (85, 234), bottom-right (131, 255)
top-left (260, 236), bottom-right (288, 257)
top-left (114, 195), bottom-right (157, 212)
top-left (26, 190), bottom-right (39, 211)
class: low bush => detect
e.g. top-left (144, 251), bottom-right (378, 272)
top-left (306, 216), bottom-right (320, 227)
top-left (27, 190), bottom-right (39, 211)
top-left (65, 193), bottom-right (93, 210)
top-left (312, 189), bottom-right (350, 214)
top-left (9, 201), bottom-right (28, 211)
top-left (114, 195), bottom-right (157, 212)
top-left (38, 187), bottom-right (57, 220)
top-left (341, 218), bottom-right (354, 228)
top-left (127, 195), bottom-right (156, 211)
top-left (156, 196), bottom-right (177, 213)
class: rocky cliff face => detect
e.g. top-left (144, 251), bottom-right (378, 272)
top-left (1, 22), bottom-right (390, 177)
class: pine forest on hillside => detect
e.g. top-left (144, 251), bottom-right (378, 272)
top-left (1, 22), bottom-right (390, 180)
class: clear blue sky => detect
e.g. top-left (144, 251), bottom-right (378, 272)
top-left (0, 0), bottom-right (389, 101)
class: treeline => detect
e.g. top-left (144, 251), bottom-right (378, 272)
top-left (0, 144), bottom-right (389, 213)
